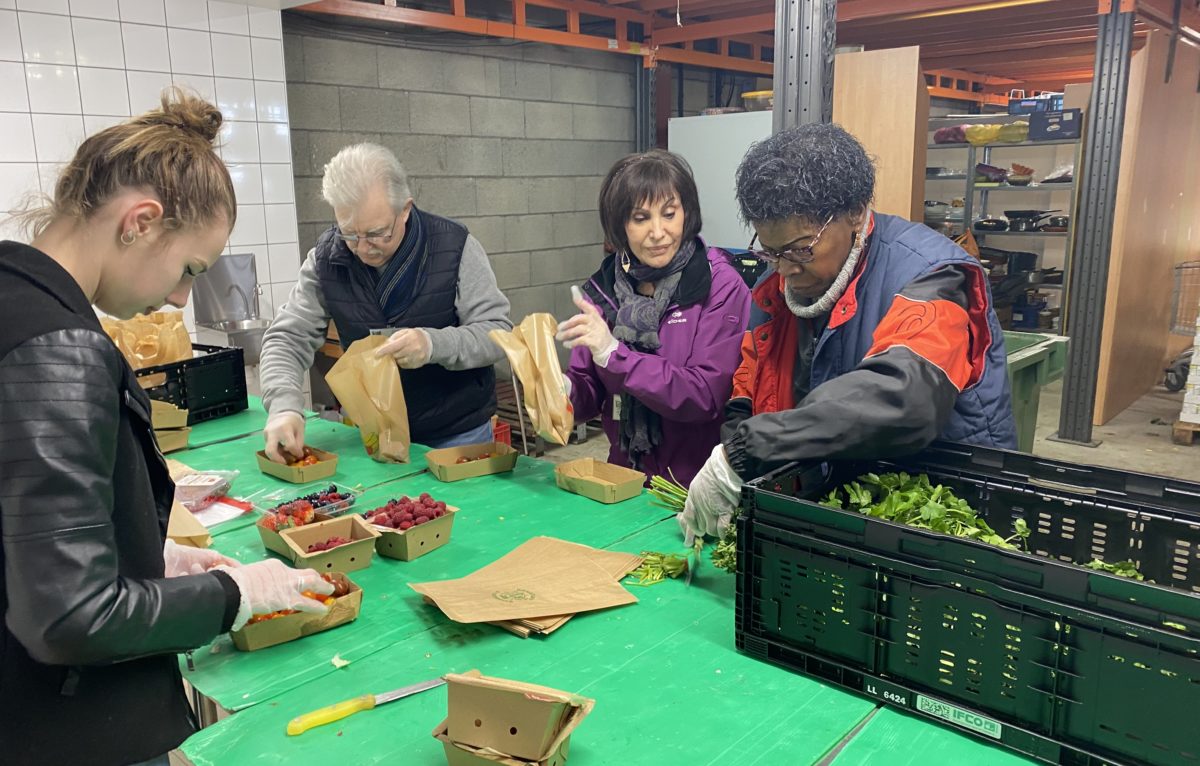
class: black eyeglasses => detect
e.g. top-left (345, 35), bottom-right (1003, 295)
top-left (335, 214), bottom-right (398, 246)
top-left (748, 215), bottom-right (835, 265)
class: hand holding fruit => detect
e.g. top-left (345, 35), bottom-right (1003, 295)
top-left (162, 539), bottom-right (240, 577)
top-left (219, 558), bottom-right (335, 631)
top-left (265, 410), bottom-right (307, 465)
top-left (556, 285), bottom-right (618, 366)
top-left (375, 328), bottom-right (432, 369)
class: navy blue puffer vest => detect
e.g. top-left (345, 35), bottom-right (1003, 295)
top-left (314, 213), bottom-right (496, 443)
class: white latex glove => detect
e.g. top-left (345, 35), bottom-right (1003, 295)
top-left (217, 558), bottom-right (335, 631)
top-left (163, 539), bottom-right (240, 577)
top-left (677, 444), bottom-right (742, 546)
top-left (264, 410), bottom-right (306, 465)
top-left (375, 328), bottom-right (432, 369)
top-left (562, 373), bottom-right (573, 398)
top-left (556, 285), bottom-right (618, 367)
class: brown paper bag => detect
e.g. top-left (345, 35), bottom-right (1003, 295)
top-left (324, 335), bottom-right (411, 463)
top-left (489, 314), bottom-right (573, 445)
top-left (101, 311), bottom-right (193, 370)
top-left (490, 541), bottom-right (644, 637)
top-left (167, 501), bottom-right (213, 548)
top-left (410, 537), bottom-right (637, 624)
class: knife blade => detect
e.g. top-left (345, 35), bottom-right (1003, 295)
top-left (286, 677), bottom-right (446, 735)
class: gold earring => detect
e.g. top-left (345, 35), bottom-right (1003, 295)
top-left (121, 230), bottom-right (137, 246)
top-left (620, 250), bottom-right (631, 273)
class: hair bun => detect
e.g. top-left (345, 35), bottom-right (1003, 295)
top-left (143, 86), bottom-right (224, 143)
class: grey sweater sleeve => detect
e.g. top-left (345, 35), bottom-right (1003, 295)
top-left (423, 234), bottom-right (512, 370)
top-left (259, 248), bottom-right (330, 416)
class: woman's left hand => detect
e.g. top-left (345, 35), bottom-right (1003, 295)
top-left (163, 539), bottom-right (240, 577)
top-left (556, 286), bottom-right (618, 365)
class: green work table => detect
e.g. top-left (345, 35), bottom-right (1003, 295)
top-left (184, 396), bottom-right (320, 449)
top-left (831, 707), bottom-right (1034, 765)
top-left (175, 421), bottom-right (433, 537)
top-left (181, 520), bottom-right (878, 766)
top-left (1003, 330), bottom-right (1069, 452)
top-left (179, 449), bottom-right (672, 712)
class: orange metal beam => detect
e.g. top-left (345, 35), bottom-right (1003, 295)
top-left (529, 0), bottom-right (650, 25)
top-left (297, 0), bottom-right (491, 33)
top-left (651, 12), bottom-right (774, 43)
top-left (927, 86), bottom-right (1010, 105)
top-left (654, 45), bottom-right (774, 74)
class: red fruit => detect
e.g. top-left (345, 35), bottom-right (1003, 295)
top-left (433, 509), bottom-right (444, 518)
top-left (434, 501), bottom-right (447, 512)
top-left (419, 492), bottom-right (432, 503)
top-left (398, 520), bottom-right (413, 530)
top-left (415, 515), bottom-right (430, 525)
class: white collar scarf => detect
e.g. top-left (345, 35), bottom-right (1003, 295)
top-left (785, 211), bottom-right (872, 319)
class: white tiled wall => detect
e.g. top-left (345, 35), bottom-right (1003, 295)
top-left (0, 1), bottom-right (301, 345)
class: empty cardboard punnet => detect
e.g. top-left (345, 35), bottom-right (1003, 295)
top-left (553, 459), bottom-right (645, 504)
top-left (155, 427), bottom-right (191, 454)
top-left (230, 574), bottom-right (361, 652)
top-left (150, 398), bottom-right (189, 429)
top-left (280, 515), bottom-right (379, 573)
top-left (435, 670), bottom-right (594, 764)
top-left (368, 507), bottom-right (459, 561)
top-left (426, 441), bottom-right (518, 482)
top-left (256, 447), bottom-right (338, 483)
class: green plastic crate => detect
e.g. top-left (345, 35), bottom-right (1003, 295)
top-left (1004, 331), bottom-right (1069, 452)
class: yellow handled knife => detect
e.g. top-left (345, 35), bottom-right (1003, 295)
top-left (286, 677), bottom-right (446, 735)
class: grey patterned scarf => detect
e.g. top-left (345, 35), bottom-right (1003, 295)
top-left (610, 239), bottom-right (698, 467)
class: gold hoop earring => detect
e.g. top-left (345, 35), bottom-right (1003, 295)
top-left (120, 230), bottom-right (137, 246)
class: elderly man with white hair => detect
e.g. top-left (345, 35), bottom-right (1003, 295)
top-left (259, 142), bottom-right (512, 460)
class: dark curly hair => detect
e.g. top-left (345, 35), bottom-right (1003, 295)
top-left (735, 123), bottom-right (875, 225)
top-left (598, 149), bottom-right (702, 255)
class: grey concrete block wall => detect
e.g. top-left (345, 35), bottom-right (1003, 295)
top-left (285, 24), bottom-right (636, 342)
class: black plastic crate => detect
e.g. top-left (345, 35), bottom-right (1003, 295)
top-left (135, 343), bottom-right (248, 425)
top-left (736, 442), bottom-right (1200, 766)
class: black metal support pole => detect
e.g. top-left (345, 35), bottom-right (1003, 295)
top-left (1054, 7), bottom-right (1136, 445)
top-left (772, 0), bottom-right (837, 131)
top-left (635, 59), bottom-right (653, 152)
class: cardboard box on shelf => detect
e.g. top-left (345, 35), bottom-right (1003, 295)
top-left (150, 398), bottom-right (189, 429)
top-left (230, 574), bottom-right (361, 652)
top-left (280, 515), bottom-right (379, 573)
top-left (426, 442), bottom-right (519, 482)
top-left (369, 508), bottom-right (459, 561)
top-left (433, 670), bottom-right (594, 765)
top-left (256, 447), bottom-right (338, 483)
top-left (554, 459), bottom-right (645, 504)
top-left (154, 427), bottom-right (191, 454)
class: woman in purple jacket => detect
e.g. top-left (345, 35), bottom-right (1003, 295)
top-left (556, 150), bottom-right (751, 486)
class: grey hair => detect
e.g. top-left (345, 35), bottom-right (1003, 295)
top-left (321, 142), bottom-right (412, 213)
top-left (735, 123), bottom-right (875, 224)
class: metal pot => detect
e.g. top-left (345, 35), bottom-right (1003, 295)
top-left (974, 217), bottom-right (1009, 232)
top-left (1040, 215), bottom-right (1070, 232)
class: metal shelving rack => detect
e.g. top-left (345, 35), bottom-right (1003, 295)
top-left (926, 115), bottom-right (1083, 326)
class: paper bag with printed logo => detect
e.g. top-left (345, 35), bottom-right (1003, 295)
top-left (324, 335), bottom-right (411, 463)
top-left (409, 537), bottom-right (636, 624)
top-left (488, 313), bottom-right (574, 445)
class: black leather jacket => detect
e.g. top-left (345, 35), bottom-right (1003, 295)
top-left (0, 242), bottom-right (239, 765)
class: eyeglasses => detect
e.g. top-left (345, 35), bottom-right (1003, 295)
top-left (335, 214), bottom-right (398, 246)
top-left (748, 215), bottom-right (835, 266)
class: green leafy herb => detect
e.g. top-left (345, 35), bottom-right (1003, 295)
top-left (711, 523), bottom-right (738, 573)
top-left (648, 472), bottom-right (689, 512)
top-left (822, 472), bottom-right (1031, 552)
top-left (1084, 558), bottom-right (1145, 580)
top-left (625, 552), bottom-right (690, 586)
